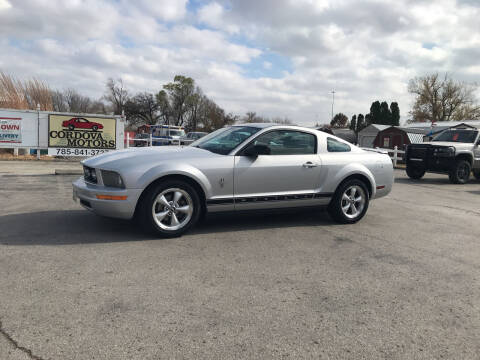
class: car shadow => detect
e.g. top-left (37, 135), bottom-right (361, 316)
top-left (0, 208), bottom-right (336, 246)
top-left (395, 177), bottom-right (480, 186)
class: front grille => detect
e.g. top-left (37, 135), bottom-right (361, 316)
top-left (80, 199), bottom-right (92, 208)
top-left (83, 166), bottom-right (97, 184)
top-left (409, 147), bottom-right (427, 159)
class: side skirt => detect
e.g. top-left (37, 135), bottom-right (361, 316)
top-left (206, 193), bottom-right (333, 213)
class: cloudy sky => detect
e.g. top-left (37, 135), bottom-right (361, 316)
top-left (1, 0), bottom-right (479, 125)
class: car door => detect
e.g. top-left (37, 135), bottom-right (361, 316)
top-left (77, 119), bottom-right (89, 129)
top-left (233, 129), bottom-right (324, 210)
top-left (474, 133), bottom-right (480, 169)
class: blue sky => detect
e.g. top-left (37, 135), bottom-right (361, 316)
top-left (1, 0), bottom-right (480, 125)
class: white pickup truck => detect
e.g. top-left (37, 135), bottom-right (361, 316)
top-left (405, 126), bottom-right (480, 184)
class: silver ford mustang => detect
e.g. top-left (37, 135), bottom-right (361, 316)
top-left (73, 123), bottom-right (393, 237)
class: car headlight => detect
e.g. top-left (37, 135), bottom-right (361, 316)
top-left (83, 166), bottom-right (97, 184)
top-left (101, 170), bottom-right (125, 188)
top-left (433, 147), bottom-right (455, 156)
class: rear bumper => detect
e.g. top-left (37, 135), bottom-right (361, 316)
top-left (72, 178), bottom-right (143, 219)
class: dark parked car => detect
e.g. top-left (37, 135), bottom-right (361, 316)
top-left (180, 132), bottom-right (208, 145)
top-left (134, 133), bottom-right (150, 147)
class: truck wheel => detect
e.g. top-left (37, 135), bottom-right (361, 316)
top-left (406, 165), bottom-right (425, 180)
top-left (328, 179), bottom-right (369, 224)
top-left (138, 180), bottom-right (201, 237)
top-left (472, 170), bottom-right (480, 180)
top-left (449, 159), bottom-right (471, 184)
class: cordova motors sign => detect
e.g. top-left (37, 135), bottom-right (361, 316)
top-left (48, 114), bottom-right (116, 149)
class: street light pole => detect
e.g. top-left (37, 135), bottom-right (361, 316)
top-left (331, 90), bottom-right (335, 121)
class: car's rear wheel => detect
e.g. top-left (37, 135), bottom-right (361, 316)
top-left (449, 159), bottom-right (471, 184)
top-left (138, 180), bottom-right (201, 237)
top-left (68, 124), bottom-right (75, 131)
top-left (406, 164), bottom-right (425, 179)
top-left (328, 179), bottom-right (369, 224)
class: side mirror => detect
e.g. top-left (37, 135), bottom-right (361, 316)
top-left (243, 144), bottom-right (271, 157)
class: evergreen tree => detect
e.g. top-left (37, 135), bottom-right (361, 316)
top-left (380, 101), bottom-right (391, 125)
top-left (357, 113), bottom-right (365, 131)
top-left (370, 101), bottom-right (382, 124)
top-left (349, 114), bottom-right (357, 131)
top-left (390, 102), bottom-right (400, 126)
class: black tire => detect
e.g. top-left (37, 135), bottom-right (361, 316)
top-left (449, 159), bottom-right (471, 184)
top-left (406, 164), bottom-right (425, 180)
top-left (68, 124), bottom-right (75, 131)
top-left (473, 170), bottom-right (480, 180)
top-left (328, 179), bottom-right (370, 224)
top-left (138, 180), bottom-right (201, 237)
top-left (92, 125), bottom-right (98, 131)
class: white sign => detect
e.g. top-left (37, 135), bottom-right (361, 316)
top-left (0, 117), bottom-right (22, 143)
top-left (48, 148), bottom-right (114, 157)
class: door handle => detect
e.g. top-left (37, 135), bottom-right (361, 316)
top-left (302, 162), bottom-right (317, 168)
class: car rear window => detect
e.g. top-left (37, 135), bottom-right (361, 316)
top-left (327, 137), bottom-right (351, 152)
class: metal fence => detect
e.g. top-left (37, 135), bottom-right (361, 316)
top-left (375, 146), bottom-right (405, 166)
top-left (125, 133), bottom-right (181, 148)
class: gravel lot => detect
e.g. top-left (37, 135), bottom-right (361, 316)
top-left (0, 164), bottom-right (479, 359)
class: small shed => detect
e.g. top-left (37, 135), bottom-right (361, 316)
top-left (373, 126), bottom-right (428, 150)
top-left (317, 127), bottom-right (356, 144)
top-left (357, 124), bottom-right (389, 148)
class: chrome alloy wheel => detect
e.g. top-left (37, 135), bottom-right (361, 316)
top-left (152, 188), bottom-right (194, 231)
top-left (341, 185), bottom-right (366, 219)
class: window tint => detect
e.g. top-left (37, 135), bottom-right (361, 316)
top-left (327, 137), bottom-right (351, 152)
top-left (252, 130), bottom-right (316, 155)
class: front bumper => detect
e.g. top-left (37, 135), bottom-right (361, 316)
top-left (72, 178), bottom-right (143, 219)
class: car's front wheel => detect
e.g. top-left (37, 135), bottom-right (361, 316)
top-left (92, 125), bottom-right (98, 131)
top-left (449, 159), bottom-right (471, 184)
top-left (138, 180), bottom-right (201, 237)
top-left (328, 179), bottom-right (369, 224)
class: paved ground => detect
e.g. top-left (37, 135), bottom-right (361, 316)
top-left (0, 160), bottom-right (81, 176)
top-left (0, 165), bottom-right (479, 359)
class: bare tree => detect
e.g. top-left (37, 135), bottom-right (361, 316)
top-left (51, 90), bottom-right (68, 112)
top-left (271, 117), bottom-right (293, 125)
top-left (124, 92), bottom-right (161, 126)
top-left (408, 73), bottom-right (480, 122)
top-left (0, 71), bottom-right (52, 110)
top-left (104, 78), bottom-right (129, 115)
top-left (0, 71), bottom-right (27, 109)
top-left (64, 88), bottom-right (93, 113)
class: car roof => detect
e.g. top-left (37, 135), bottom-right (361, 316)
top-left (234, 123), bottom-right (277, 129)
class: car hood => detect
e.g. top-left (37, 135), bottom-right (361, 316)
top-left (422, 141), bottom-right (474, 150)
top-left (82, 146), bottom-right (218, 170)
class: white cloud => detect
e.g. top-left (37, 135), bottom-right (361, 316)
top-left (1, 0), bottom-right (480, 125)
top-left (0, 0), bottom-right (11, 10)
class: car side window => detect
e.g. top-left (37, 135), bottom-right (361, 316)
top-left (252, 130), bottom-right (317, 155)
top-left (327, 137), bottom-right (351, 152)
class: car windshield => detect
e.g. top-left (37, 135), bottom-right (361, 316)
top-left (433, 129), bottom-right (478, 143)
top-left (191, 126), bottom-right (261, 155)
